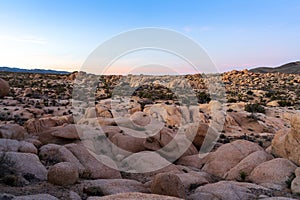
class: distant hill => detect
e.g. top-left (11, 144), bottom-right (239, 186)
top-left (0, 66), bottom-right (70, 74)
top-left (250, 61), bottom-right (300, 74)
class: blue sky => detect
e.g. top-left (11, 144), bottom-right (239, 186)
top-left (0, 0), bottom-right (300, 73)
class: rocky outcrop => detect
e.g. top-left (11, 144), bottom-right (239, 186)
top-left (0, 78), bottom-right (9, 98)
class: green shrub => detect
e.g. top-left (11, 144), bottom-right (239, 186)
top-left (239, 171), bottom-right (247, 182)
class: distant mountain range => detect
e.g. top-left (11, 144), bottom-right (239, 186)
top-left (0, 67), bottom-right (70, 74)
top-left (250, 61), bottom-right (300, 74)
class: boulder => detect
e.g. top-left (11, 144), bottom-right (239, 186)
top-left (39, 144), bottom-right (85, 174)
top-left (48, 162), bottom-right (79, 186)
top-left (267, 101), bottom-right (280, 107)
top-left (184, 122), bottom-right (219, 151)
top-left (130, 111), bottom-right (151, 127)
top-left (0, 124), bottom-right (27, 140)
top-left (0, 78), bottom-right (9, 98)
top-left (271, 114), bottom-right (300, 166)
top-left (291, 167), bottom-right (300, 194)
top-left (50, 124), bottom-right (81, 139)
top-left (175, 154), bottom-right (207, 169)
top-left (24, 115), bottom-right (73, 135)
top-left (82, 179), bottom-right (149, 195)
top-left (151, 172), bottom-right (211, 198)
top-left (120, 151), bottom-right (180, 174)
top-left (189, 181), bottom-right (256, 200)
top-left (65, 143), bottom-right (121, 179)
top-left (5, 152), bottom-right (47, 180)
top-left (110, 132), bottom-right (146, 157)
top-left (0, 139), bottom-right (37, 154)
top-left (249, 158), bottom-right (297, 189)
top-left (86, 192), bottom-right (183, 200)
top-left (202, 140), bottom-right (263, 178)
top-left (224, 150), bottom-right (273, 181)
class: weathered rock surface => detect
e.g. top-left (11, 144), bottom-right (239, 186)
top-left (224, 150), bottom-right (273, 181)
top-left (249, 158), bottom-right (297, 189)
top-left (271, 115), bottom-right (300, 166)
top-left (0, 124), bottom-right (27, 140)
top-left (0, 78), bottom-right (9, 98)
top-left (82, 179), bottom-right (150, 195)
top-left (39, 143), bottom-right (85, 174)
top-left (87, 192), bottom-right (183, 200)
top-left (65, 143), bottom-right (121, 179)
top-left (5, 152), bottom-right (47, 180)
top-left (202, 140), bottom-right (263, 178)
top-left (0, 139), bottom-right (37, 154)
top-left (189, 181), bottom-right (256, 200)
top-left (47, 162), bottom-right (79, 186)
top-left (151, 172), bottom-right (211, 198)
top-left (14, 194), bottom-right (59, 200)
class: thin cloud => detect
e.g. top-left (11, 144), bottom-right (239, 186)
top-left (0, 35), bottom-right (47, 45)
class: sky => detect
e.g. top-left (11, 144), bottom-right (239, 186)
top-left (0, 0), bottom-right (300, 74)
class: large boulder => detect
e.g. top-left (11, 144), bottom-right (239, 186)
top-left (189, 181), bottom-right (256, 200)
top-left (5, 152), bottom-right (47, 180)
top-left (202, 140), bottom-right (263, 178)
top-left (144, 104), bottom-right (182, 127)
top-left (184, 122), bottom-right (219, 151)
top-left (271, 115), bottom-right (300, 165)
top-left (48, 162), bottom-right (79, 186)
top-left (65, 143), bottom-right (121, 179)
top-left (249, 158), bottom-right (297, 189)
top-left (0, 78), bottom-right (9, 98)
top-left (151, 172), bottom-right (211, 199)
top-left (224, 150), bottom-right (273, 181)
top-left (24, 115), bottom-right (73, 135)
top-left (39, 144), bottom-right (85, 174)
top-left (291, 167), bottom-right (300, 194)
top-left (0, 139), bottom-right (37, 154)
top-left (0, 124), bottom-right (27, 140)
top-left (50, 124), bottom-right (81, 139)
top-left (144, 127), bottom-right (198, 159)
top-left (110, 132), bottom-right (146, 157)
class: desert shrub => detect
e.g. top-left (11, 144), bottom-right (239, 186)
top-left (3, 175), bottom-right (18, 186)
top-left (245, 103), bottom-right (265, 114)
top-left (197, 92), bottom-right (211, 104)
top-left (286, 173), bottom-right (296, 188)
top-left (278, 100), bottom-right (292, 107)
top-left (227, 98), bottom-right (237, 103)
top-left (239, 171), bottom-right (247, 182)
top-left (246, 90), bottom-right (254, 95)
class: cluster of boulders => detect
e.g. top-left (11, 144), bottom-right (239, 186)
top-left (0, 101), bottom-right (299, 199)
top-left (1, 70), bottom-right (300, 199)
